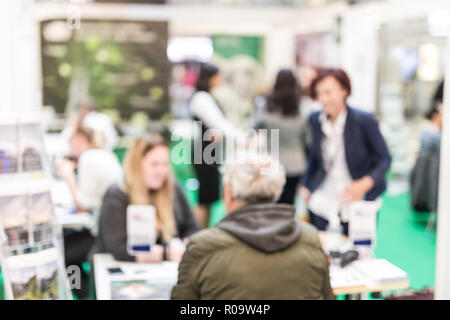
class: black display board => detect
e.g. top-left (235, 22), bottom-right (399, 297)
top-left (40, 19), bottom-right (170, 119)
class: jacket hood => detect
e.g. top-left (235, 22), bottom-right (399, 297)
top-left (216, 203), bottom-right (301, 253)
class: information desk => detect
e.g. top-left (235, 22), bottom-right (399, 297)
top-left (319, 232), bottom-right (409, 296)
top-left (94, 249), bottom-right (409, 300)
top-left (94, 254), bottom-right (178, 300)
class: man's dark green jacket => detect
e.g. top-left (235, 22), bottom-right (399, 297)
top-left (171, 203), bottom-right (334, 300)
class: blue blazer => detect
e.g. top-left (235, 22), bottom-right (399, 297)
top-left (301, 106), bottom-right (392, 201)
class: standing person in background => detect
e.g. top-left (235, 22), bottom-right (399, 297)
top-left (57, 125), bottom-right (122, 299)
top-left (410, 102), bottom-right (443, 213)
top-left (299, 65), bottom-right (323, 119)
top-left (299, 68), bottom-right (392, 235)
top-left (253, 69), bottom-right (308, 205)
top-left (190, 63), bottom-right (240, 228)
top-left (90, 133), bottom-right (198, 264)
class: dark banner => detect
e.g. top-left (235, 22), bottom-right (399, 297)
top-left (40, 19), bottom-right (170, 119)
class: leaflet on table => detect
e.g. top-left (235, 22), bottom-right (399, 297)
top-left (329, 264), bottom-right (367, 289)
top-left (110, 279), bottom-right (175, 300)
top-left (344, 200), bottom-right (382, 247)
top-left (107, 261), bottom-right (178, 280)
top-left (107, 262), bottom-right (178, 300)
top-left (2, 247), bottom-right (60, 300)
top-left (351, 259), bottom-right (409, 286)
top-left (127, 205), bottom-right (157, 255)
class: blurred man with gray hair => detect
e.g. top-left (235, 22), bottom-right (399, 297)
top-left (171, 153), bottom-right (334, 300)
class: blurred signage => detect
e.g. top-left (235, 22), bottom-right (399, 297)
top-left (40, 19), bottom-right (170, 119)
top-left (210, 35), bottom-right (264, 129)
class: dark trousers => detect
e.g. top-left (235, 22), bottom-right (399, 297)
top-left (63, 228), bottom-right (95, 299)
top-left (278, 175), bottom-right (302, 205)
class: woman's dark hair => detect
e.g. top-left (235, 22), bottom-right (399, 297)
top-left (427, 80), bottom-right (444, 120)
top-left (310, 68), bottom-right (352, 100)
top-left (266, 69), bottom-right (301, 117)
top-left (425, 102), bottom-right (442, 120)
top-left (195, 63), bottom-right (219, 93)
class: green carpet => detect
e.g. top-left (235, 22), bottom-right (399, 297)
top-left (0, 270), bottom-right (3, 300)
top-left (374, 192), bottom-right (436, 290)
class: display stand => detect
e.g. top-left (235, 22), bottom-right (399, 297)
top-left (0, 113), bottom-right (71, 300)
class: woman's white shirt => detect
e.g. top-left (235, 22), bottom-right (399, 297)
top-left (319, 109), bottom-right (353, 195)
top-left (308, 110), bottom-right (353, 225)
top-left (190, 91), bottom-right (237, 138)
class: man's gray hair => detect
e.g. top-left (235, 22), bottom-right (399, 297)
top-left (222, 153), bottom-right (286, 204)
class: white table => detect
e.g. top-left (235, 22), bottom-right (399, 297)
top-left (319, 232), bottom-right (409, 296)
top-left (51, 179), bottom-right (91, 229)
top-left (94, 251), bottom-right (409, 300)
top-left (94, 254), bottom-right (178, 300)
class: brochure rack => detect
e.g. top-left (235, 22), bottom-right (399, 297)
top-left (0, 113), bottom-right (70, 300)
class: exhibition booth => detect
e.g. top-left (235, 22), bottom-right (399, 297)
top-left (0, 0), bottom-right (449, 300)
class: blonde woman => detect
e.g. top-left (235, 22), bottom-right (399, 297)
top-left (90, 133), bottom-right (198, 263)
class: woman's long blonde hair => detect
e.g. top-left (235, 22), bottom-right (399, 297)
top-left (122, 133), bottom-right (176, 243)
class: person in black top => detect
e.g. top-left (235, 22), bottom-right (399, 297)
top-left (190, 63), bottom-right (233, 228)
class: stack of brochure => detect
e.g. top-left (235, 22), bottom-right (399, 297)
top-left (351, 259), bottom-right (409, 287)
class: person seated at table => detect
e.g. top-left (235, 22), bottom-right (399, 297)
top-left (57, 124), bottom-right (122, 299)
top-left (171, 153), bottom-right (334, 300)
top-left (61, 98), bottom-right (119, 151)
top-left (90, 133), bottom-right (198, 264)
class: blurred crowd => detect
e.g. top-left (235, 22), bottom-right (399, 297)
top-left (55, 63), bottom-right (443, 300)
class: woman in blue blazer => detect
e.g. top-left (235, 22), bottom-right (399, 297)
top-left (299, 68), bottom-right (392, 234)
